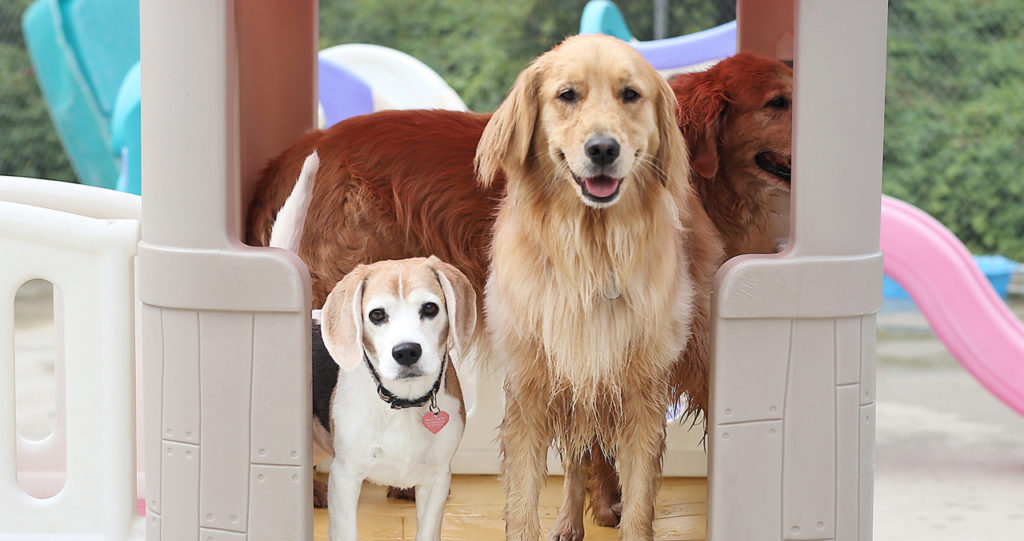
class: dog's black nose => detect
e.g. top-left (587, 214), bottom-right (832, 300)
top-left (392, 342), bottom-right (422, 366)
top-left (585, 136), bottom-right (620, 166)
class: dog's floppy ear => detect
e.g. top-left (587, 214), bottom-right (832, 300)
top-left (475, 61), bottom-right (541, 187)
top-left (426, 256), bottom-right (477, 356)
top-left (320, 265), bottom-right (369, 371)
top-left (653, 74), bottom-right (692, 189)
top-left (671, 70), bottom-right (728, 180)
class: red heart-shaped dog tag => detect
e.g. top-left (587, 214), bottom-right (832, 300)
top-left (422, 410), bottom-right (450, 434)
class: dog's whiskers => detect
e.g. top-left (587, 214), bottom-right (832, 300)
top-left (634, 153), bottom-right (666, 180)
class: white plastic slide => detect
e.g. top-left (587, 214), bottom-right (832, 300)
top-left (318, 43), bottom-right (467, 115)
top-left (881, 195), bottom-right (1024, 415)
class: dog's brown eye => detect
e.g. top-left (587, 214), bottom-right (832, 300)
top-left (765, 95), bottom-right (790, 109)
top-left (368, 308), bottom-right (387, 325)
top-left (558, 88), bottom-right (578, 103)
top-left (623, 87), bottom-right (640, 103)
top-left (420, 302), bottom-right (439, 319)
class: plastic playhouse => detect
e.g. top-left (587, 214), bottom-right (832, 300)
top-left (9, 0), bottom-right (997, 539)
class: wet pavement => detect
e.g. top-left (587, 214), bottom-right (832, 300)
top-left (874, 290), bottom-right (1024, 540)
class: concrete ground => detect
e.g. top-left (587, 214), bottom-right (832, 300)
top-left (11, 278), bottom-right (1024, 539)
top-left (874, 295), bottom-right (1024, 540)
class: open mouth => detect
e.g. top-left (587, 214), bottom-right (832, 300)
top-left (755, 151), bottom-right (792, 185)
top-left (572, 173), bottom-right (623, 203)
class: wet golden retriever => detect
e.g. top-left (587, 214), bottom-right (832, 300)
top-left (245, 52), bottom-right (792, 531)
top-left (475, 34), bottom-right (721, 541)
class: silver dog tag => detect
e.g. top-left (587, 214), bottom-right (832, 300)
top-left (603, 272), bottom-right (621, 300)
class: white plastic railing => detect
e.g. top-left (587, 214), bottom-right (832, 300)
top-left (0, 176), bottom-right (143, 541)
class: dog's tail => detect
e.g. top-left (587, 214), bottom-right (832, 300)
top-left (268, 150), bottom-right (319, 253)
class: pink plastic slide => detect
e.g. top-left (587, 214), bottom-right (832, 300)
top-left (881, 195), bottom-right (1024, 415)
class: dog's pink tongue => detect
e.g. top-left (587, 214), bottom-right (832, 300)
top-left (584, 176), bottom-right (621, 198)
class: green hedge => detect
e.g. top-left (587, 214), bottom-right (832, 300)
top-left (0, 0), bottom-right (75, 182)
top-left (317, 0), bottom-right (733, 113)
top-left (884, 0), bottom-right (1024, 260)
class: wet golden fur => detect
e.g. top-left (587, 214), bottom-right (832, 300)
top-left (476, 35), bottom-right (721, 541)
top-left (244, 53), bottom-right (797, 531)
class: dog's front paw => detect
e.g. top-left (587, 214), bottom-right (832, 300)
top-left (313, 478), bottom-right (329, 508)
top-left (586, 463), bottom-right (622, 527)
top-left (589, 499), bottom-right (622, 528)
top-left (548, 521), bottom-right (585, 541)
top-left (774, 237), bottom-right (788, 252)
top-left (386, 486), bottom-right (416, 501)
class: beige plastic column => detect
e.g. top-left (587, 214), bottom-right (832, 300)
top-left (707, 1), bottom-right (887, 541)
top-left (138, 1), bottom-right (317, 540)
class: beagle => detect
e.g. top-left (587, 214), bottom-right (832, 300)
top-left (269, 151), bottom-right (476, 541)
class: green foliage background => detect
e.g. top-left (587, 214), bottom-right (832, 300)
top-left (884, 0), bottom-right (1024, 260)
top-left (1, 0), bottom-right (1022, 259)
top-left (317, 0), bottom-right (734, 112)
top-left (0, 0), bottom-right (75, 182)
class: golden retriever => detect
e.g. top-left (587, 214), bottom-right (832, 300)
top-left (672, 53), bottom-right (793, 258)
top-left (245, 53), bottom-right (793, 529)
top-left (474, 34), bottom-right (721, 541)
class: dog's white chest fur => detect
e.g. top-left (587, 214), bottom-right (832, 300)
top-left (331, 366), bottom-right (464, 488)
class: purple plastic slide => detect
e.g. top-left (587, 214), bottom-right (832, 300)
top-left (881, 195), bottom-right (1024, 415)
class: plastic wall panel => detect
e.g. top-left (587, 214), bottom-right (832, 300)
top-left (782, 319), bottom-right (836, 540)
top-left (859, 403), bottom-right (875, 541)
top-left (162, 441), bottom-right (200, 540)
top-left (161, 309), bottom-right (200, 445)
top-left (859, 317), bottom-right (876, 406)
top-left (199, 312), bottom-right (254, 533)
top-left (248, 464), bottom-right (312, 541)
top-left (835, 318), bottom-right (861, 385)
top-left (835, 384), bottom-right (861, 541)
top-left (707, 420), bottom-right (783, 541)
top-left (147, 513), bottom-right (161, 541)
top-left (141, 305), bottom-right (163, 515)
top-left (201, 528), bottom-right (247, 541)
top-left (710, 313), bottom-right (876, 541)
top-left (713, 319), bottom-right (792, 424)
top-left (142, 304), bottom-right (311, 541)
top-left (251, 313), bottom-right (310, 466)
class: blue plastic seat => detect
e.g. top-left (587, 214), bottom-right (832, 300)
top-left (579, 0), bottom-right (737, 72)
top-left (579, 0), bottom-right (634, 41)
top-left (110, 62), bottom-right (140, 195)
top-left (22, 0), bottom-right (140, 190)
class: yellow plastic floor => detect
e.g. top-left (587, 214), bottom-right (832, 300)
top-left (313, 474), bottom-right (706, 540)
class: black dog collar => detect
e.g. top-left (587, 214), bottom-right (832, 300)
top-left (363, 350), bottom-right (447, 410)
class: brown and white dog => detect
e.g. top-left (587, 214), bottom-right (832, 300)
top-left (474, 34), bottom-right (718, 541)
top-left (269, 152), bottom-right (476, 541)
top-left (246, 51), bottom-right (792, 531)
